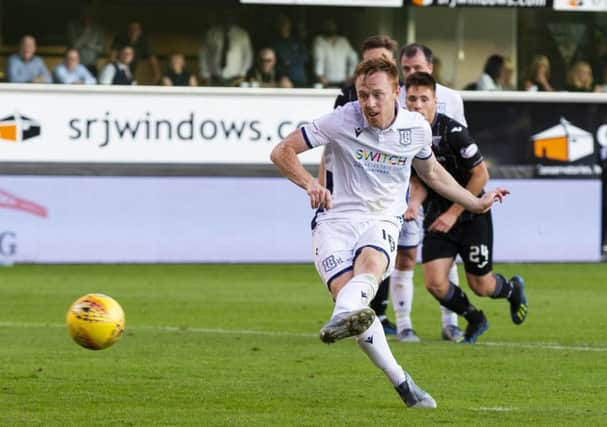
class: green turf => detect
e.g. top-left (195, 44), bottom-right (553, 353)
top-left (1, 263), bottom-right (606, 426)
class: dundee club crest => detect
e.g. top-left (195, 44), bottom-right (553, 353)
top-left (398, 128), bottom-right (411, 145)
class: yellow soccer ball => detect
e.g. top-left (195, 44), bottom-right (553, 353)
top-left (66, 293), bottom-right (125, 350)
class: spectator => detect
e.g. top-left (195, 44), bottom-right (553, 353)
top-left (523, 55), bottom-right (554, 92)
top-left (111, 20), bottom-right (160, 84)
top-left (501, 57), bottom-right (515, 90)
top-left (53, 48), bottom-right (96, 84)
top-left (161, 53), bottom-right (198, 87)
top-left (312, 19), bottom-right (358, 88)
top-left (98, 45), bottom-right (136, 85)
top-left (271, 14), bottom-right (309, 88)
top-left (67, 7), bottom-right (105, 77)
top-left (198, 10), bottom-right (253, 87)
top-left (565, 60), bottom-right (594, 92)
top-left (475, 54), bottom-right (505, 91)
top-left (6, 35), bottom-right (50, 83)
top-left (246, 48), bottom-right (291, 88)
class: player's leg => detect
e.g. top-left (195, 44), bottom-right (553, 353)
top-left (370, 278), bottom-right (396, 335)
top-left (320, 269), bottom-right (377, 343)
top-left (315, 221), bottom-right (436, 407)
top-left (391, 245), bottom-right (419, 342)
top-left (352, 221), bottom-right (435, 408)
top-left (422, 230), bottom-right (487, 344)
top-left (312, 221), bottom-right (377, 343)
top-left (390, 212), bottom-right (422, 342)
top-left (356, 315), bottom-right (436, 408)
top-left (440, 261), bottom-right (463, 341)
top-left (462, 212), bottom-right (528, 326)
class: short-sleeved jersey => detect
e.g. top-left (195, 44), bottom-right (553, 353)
top-left (302, 101), bottom-right (433, 225)
top-left (422, 113), bottom-right (484, 225)
top-left (399, 83), bottom-right (467, 127)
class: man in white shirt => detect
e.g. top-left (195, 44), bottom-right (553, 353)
top-left (392, 43), bottom-right (467, 343)
top-left (199, 11), bottom-right (253, 87)
top-left (98, 45), bottom-right (135, 85)
top-left (53, 48), bottom-right (96, 84)
top-left (313, 19), bottom-right (358, 88)
top-left (271, 57), bottom-right (508, 408)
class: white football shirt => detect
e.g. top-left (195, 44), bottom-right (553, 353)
top-left (302, 101), bottom-right (432, 224)
top-left (399, 82), bottom-right (467, 126)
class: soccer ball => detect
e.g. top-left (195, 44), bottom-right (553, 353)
top-left (66, 293), bottom-right (125, 350)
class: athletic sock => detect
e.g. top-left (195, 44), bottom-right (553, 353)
top-left (370, 277), bottom-right (390, 318)
top-left (490, 273), bottom-right (513, 299)
top-left (331, 273), bottom-right (378, 318)
top-left (440, 263), bottom-right (460, 328)
top-left (389, 269), bottom-right (414, 332)
top-left (436, 282), bottom-right (484, 323)
top-left (357, 317), bottom-right (407, 387)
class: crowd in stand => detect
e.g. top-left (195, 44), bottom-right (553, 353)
top-left (4, 10), bottom-right (607, 92)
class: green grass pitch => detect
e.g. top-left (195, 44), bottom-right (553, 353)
top-left (1, 263), bottom-right (606, 426)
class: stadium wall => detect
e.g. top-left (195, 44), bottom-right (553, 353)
top-left (0, 85), bottom-right (603, 263)
top-left (0, 176), bottom-right (601, 264)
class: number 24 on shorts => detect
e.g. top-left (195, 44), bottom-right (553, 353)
top-left (470, 244), bottom-right (489, 268)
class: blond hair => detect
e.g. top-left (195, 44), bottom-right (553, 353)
top-left (567, 61), bottom-right (593, 91)
top-left (526, 55), bottom-right (550, 82)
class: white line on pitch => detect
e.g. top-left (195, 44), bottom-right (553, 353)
top-left (1, 321), bottom-right (606, 353)
top-left (472, 407), bottom-right (514, 412)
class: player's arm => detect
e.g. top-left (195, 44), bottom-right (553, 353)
top-left (441, 124), bottom-right (488, 219)
top-left (428, 161), bottom-right (488, 232)
top-left (404, 175), bottom-right (427, 221)
top-left (412, 154), bottom-right (506, 214)
top-left (445, 161), bottom-right (488, 218)
top-left (270, 129), bottom-right (332, 209)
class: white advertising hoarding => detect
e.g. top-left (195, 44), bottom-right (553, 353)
top-left (0, 85), bottom-right (337, 165)
top-left (239, 0), bottom-right (403, 6)
top-left (0, 176), bottom-right (601, 263)
top-left (553, 0), bottom-right (607, 11)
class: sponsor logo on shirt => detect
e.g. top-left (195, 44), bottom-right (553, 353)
top-left (460, 143), bottom-right (479, 159)
top-left (354, 149), bottom-right (408, 166)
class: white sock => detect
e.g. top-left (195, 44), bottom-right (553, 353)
top-left (357, 317), bottom-right (407, 386)
top-left (440, 262), bottom-right (460, 328)
top-left (331, 273), bottom-right (378, 318)
top-left (390, 269), bottom-right (414, 333)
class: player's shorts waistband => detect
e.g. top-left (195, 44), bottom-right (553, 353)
top-left (314, 214), bottom-right (402, 228)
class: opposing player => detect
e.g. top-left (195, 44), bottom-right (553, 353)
top-left (404, 71), bottom-right (528, 343)
top-left (392, 43), bottom-right (467, 342)
top-left (271, 57), bottom-right (508, 407)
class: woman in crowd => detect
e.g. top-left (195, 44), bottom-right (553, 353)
top-left (565, 60), bottom-right (593, 92)
top-left (523, 55), bottom-right (554, 92)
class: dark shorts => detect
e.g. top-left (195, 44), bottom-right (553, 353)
top-left (422, 211), bottom-right (493, 276)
